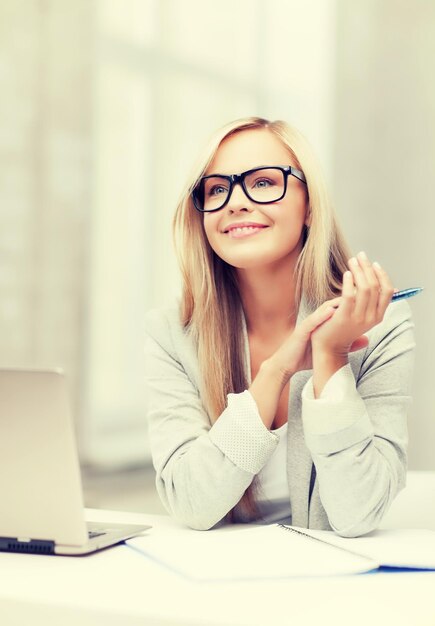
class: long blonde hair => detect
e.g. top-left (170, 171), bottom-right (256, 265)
top-left (173, 117), bottom-right (351, 519)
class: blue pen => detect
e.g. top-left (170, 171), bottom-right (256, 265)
top-left (391, 288), bottom-right (424, 302)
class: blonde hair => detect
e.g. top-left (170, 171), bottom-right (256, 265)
top-left (173, 117), bottom-right (351, 519)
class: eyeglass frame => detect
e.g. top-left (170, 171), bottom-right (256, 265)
top-left (191, 165), bottom-right (307, 213)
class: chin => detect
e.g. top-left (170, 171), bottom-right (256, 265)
top-left (221, 253), bottom-right (286, 271)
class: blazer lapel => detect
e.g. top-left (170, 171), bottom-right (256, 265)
top-left (286, 368), bottom-right (313, 528)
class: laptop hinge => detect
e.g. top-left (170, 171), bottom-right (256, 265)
top-left (0, 537), bottom-right (55, 554)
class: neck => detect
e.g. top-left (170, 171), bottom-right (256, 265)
top-left (236, 256), bottom-right (299, 338)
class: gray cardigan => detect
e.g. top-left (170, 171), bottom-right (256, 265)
top-left (144, 300), bottom-right (415, 536)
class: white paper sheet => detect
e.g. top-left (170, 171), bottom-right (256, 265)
top-left (127, 524), bottom-right (378, 580)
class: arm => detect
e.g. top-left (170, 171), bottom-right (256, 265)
top-left (302, 300), bottom-right (415, 537)
top-left (145, 300), bottom-right (344, 530)
top-left (145, 310), bottom-right (279, 530)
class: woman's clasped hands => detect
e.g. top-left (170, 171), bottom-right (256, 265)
top-left (269, 252), bottom-right (395, 384)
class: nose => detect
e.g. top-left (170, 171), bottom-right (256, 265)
top-left (226, 181), bottom-right (253, 213)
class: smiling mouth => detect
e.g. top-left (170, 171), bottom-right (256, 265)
top-left (225, 225), bottom-right (269, 238)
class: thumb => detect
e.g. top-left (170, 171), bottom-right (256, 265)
top-left (301, 303), bottom-right (337, 338)
top-left (349, 335), bottom-right (369, 353)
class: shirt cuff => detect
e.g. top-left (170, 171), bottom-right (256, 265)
top-left (302, 364), bottom-right (368, 437)
top-left (304, 363), bottom-right (359, 403)
top-left (209, 390), bottom-right (278, 474)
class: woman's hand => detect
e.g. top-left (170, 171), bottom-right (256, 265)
top-left (310, 251), bottom-right (394, 397)
top-left (264, 297), bottom-right (341, 386)
top-left (260, 252), bottom-right (393, 394)
top-left (311, 251), bottom-right (394, 357)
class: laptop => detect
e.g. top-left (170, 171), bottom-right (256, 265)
top-left (0, 368), bottom-right (150, 555)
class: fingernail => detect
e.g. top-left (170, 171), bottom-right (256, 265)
top-left (357, 251), bottom-right (368, 261)
top-left (348, 257), bottom-right (358, 266)
top-left (373, 261), bottom-right (382, 269)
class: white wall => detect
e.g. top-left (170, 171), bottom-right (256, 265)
top-left (0, 0), bottom-right (92, 420)
top-left (333, 0), bottom-right (435, 469)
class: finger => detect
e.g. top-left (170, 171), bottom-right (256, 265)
top-left (348, 256), bottom-right (370, 320)
top-left (356, 251), bottom-right (381, 323)
top-left (324, 296), bottom-right (341, 309)
top-left (300, 303), bottom-right (336, 338)
top-left (373, 262), bottom-right (394, 319)
top-left (338, 270), bottom-right (355, 316)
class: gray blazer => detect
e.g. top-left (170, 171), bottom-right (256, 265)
top-left (144, 300), bottom-right (415, 536)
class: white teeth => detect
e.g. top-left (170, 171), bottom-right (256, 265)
top-left (230, 226), bottom-right (261, 233)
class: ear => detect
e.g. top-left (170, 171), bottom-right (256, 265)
top-left (304, 210), bottom-right (311, 228)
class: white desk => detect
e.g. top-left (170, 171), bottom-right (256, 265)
top-left (1, 508), bottom-right (435, 626)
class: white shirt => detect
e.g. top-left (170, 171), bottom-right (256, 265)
top-left (254, 365), bottom-right (363, 524)
top-left (255, 422), bottom-right (291, 524)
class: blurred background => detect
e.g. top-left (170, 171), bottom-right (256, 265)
top-left (0, 0), bottom-right (434, 514)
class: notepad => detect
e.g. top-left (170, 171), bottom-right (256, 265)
top-left (297, 526), bottom-right (435, 570)
top-left (127, 524), bottom-right (378, 580)
top-left (127, 524), bottom-right (435, 581)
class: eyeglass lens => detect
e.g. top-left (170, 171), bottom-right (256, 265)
top-left (198, 168), bottom-right (286, 212)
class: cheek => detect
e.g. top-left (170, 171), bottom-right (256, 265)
top-left (203, 215), bottom-right (220, 247)
top-left (202, 216), bottom-right (211, 238)
top-left (271, 199), bottom-right (307, 231)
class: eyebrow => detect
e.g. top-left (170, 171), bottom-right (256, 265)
top-left (205, 164), bottom-right (276, 177)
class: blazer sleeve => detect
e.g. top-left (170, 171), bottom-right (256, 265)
top-left (301, 300), bottom-right (415, 537)
top-left (144, 309), bottom-right (278, 530)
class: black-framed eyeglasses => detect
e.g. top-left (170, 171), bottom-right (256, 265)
top-left (191, 165), bottom-right (307, 213)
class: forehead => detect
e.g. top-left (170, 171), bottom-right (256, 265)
top-left (206, 128), bottom-right (292, 176)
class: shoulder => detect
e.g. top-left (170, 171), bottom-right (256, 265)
top-left (144, 300), bottom-right (188, 356)
top-left (366, 300), bottom-right (414, 350)
top-left (382, 298), bottom-right (413, 326)
top-left (350, 300), bottom-right (415, 382)
top-left (145, 302), bottom-right (183, 343)
top-left (144, 301), bottom-right (199, 375)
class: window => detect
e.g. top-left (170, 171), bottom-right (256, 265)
top-left (82, 0), bottom-right (337, 466)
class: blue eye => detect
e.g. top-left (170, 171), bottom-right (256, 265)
top-left (253, 178), bottom-right (274, 189)
top-left (208, 185), bottom-right (228, 197)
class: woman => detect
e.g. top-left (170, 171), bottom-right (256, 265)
top-left (145, 117), bottom-right (415, 535)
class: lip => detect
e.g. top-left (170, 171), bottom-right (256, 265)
top-left (222, 221), bottom-right (269, 235)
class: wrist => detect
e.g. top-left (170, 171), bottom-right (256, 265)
top-left (249, 358), bottom-right (291, 429)
top-left (260, 357), bottom-right (292, 390)
top-left (311, 337), bottom-right (349, 360)
top-left (312, 347), bottom-right (349, 371)
top-left (311, 348), bottom-right (348, 398)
